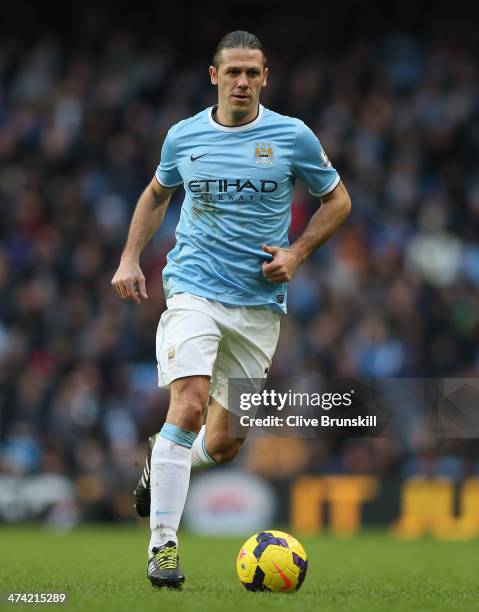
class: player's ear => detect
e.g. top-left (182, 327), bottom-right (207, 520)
top-left (262, 67), bottom-right (268, 87)
top-left (209, 66), bottom-right (218, 85)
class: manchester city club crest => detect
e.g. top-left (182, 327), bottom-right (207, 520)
top-left (255, 142), bottom-right (274, 166)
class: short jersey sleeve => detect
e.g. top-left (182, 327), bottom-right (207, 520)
top-left (155, 127), bottom-right (183, 188)
top-left (291, 121), bottom-right (340, 197)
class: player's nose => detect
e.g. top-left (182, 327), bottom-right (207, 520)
top-left (237, 74), bottom-right (248, 88)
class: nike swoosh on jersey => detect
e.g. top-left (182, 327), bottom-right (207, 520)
top-left (190, 152), bottom-right (210, 161)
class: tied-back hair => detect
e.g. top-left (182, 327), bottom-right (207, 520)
top-left (212, 31), bottom-right (267, 69)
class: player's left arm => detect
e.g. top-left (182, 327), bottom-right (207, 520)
top-left (262, 180), bottom-right (351, 283)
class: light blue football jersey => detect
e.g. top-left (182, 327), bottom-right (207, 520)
top-left (156, 104), bottom-right (340, 313)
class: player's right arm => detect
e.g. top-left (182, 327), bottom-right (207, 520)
top-left (111, 178), bottom-right (177, 304)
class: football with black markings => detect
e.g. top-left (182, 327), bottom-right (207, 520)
top-left (236, 530), bottom-right (308, 592)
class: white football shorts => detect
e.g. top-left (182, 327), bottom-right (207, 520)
top-left (156, 292), bottom-right (281, 416)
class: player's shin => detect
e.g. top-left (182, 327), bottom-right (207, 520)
top-left (148, 423), bottom-right (196, 555)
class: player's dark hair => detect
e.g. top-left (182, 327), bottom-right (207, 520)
top-left (213, 31), bottom-right (267, 69)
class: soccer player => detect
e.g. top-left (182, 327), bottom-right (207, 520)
top-left (111, 30), bottom-right (351, 589)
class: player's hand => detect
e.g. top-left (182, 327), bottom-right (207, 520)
top-left (261, 244), bottom-right (302, 283)
top-left (111, 258), bottom-right (148, 304)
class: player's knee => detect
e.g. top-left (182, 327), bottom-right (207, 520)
top-left (173, 399), bottom-right (205, 430)
top-left (169, 379), bottom-right (209, 430)
top-left (206, 436), bottom-right (241, 464)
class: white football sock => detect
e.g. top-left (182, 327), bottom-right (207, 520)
top-left (191, 425), bottom-right (216, 468)
top-left (148, 425), bottom-right (196, 556)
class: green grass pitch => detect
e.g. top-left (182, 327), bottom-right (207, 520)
top-left (1, 526), bottom-right (478, 611)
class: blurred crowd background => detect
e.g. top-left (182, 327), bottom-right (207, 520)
top-left (1, 0), bottom-right (478, 523)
